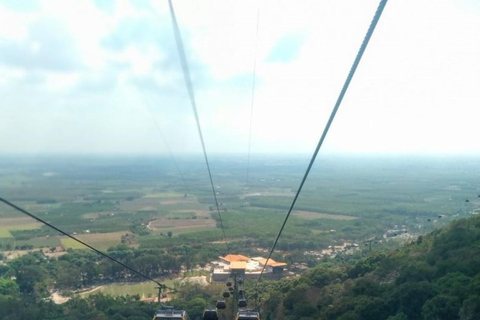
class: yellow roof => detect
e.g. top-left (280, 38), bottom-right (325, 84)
top-left (257, 258), bottom-right (287, 267)
top-left (271, 262), bottom-right (287, 267)
top-left (220, 254), bottom-right (250, 262)
top-left (230, 261), bottom-right (247, 269)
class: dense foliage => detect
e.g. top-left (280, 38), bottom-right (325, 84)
top-left (0, 294), bottom-right (156, 320)
top-left (254, 216), bottom-right (480, 320)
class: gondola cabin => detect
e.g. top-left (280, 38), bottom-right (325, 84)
top-left (153, 309), bottom-right (189, 320)
top-left (202, 309), bottom-right (219, 320)
top-left (235, 310), bottom-right (261, 320)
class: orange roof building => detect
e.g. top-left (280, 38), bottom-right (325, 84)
top-left (254, 258), bottom-right (288, 267)
top-left (219, 254), bottom-right (250, 263)
top-left (230, 261), bottom-right (247, 270)
top-left (212, 254), bottom-right (286, 281)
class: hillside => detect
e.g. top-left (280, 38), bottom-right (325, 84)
top-left (257, 215), bottom-right (480, 320)
top-left (1, 216), bottom-right (480, 320)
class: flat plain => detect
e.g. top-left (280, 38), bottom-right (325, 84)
top-left (0, 155), bottom-right (479, 253)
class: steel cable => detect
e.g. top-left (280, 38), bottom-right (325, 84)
top-left (256, 0), bottom-right (389, 283)
top-left (168, 0), bottom-right (229, 251)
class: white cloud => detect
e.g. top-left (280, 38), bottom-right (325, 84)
top-left (0, 0), bottom-right (479, 155)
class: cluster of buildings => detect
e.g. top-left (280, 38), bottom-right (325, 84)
top-left (303, 242), bottom-right (360, 259)
top-left (384, 228), bottom-right (409, 238)
top-left (211, 254), bottom-right (287, 281)
top-left (210, 233), bottom-right (417, 280)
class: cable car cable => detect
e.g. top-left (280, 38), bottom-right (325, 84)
top-left (245, 5), bottom-right (261, 189)
top-left (255, 0), bottom-right (389, 283)
top-left (142, 100), bottom-right (190, 196)
top-left (168, 0), bottom-right (229, 251)
top-left (0, 197), bottom-right (178, 292)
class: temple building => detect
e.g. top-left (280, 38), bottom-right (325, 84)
top-left (211, 254), bottom-right (287, 281)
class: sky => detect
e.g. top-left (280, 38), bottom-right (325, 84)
top-left (1, 0), bottom-right (479, 155)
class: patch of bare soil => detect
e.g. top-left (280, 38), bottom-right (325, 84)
top-left (50, 292), bottom-right (71, 304)
top-left (148, 218), bottom-right (216, 231)
top-left (174, 209), bottom-right (211, 218)
top-left (293, 210), bottom-right (358, 220)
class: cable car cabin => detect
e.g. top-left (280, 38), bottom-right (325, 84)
top-left (216, 300), bottom-right (227, 310)
top-left (238, 299), bottom-right (247, 308)
top-left (235, 310), bottom-right (261, 320)
top-left (202, 309), bottom-right (219, 320)
top-left (153, 309), bottom-right (189, 320)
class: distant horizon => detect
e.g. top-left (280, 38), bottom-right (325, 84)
top-left (2, 151), bottom-right (480, 159)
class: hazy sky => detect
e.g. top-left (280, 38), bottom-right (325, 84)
top-left (1, 0), bottom-right (479, 155)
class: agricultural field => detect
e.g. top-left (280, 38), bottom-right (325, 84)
top-left (78, 279), bottom-right (176, 299)
top-left (147, 217), bottom-right (216, 235)
top-left (0, 217), bottom-right (43, 239)
top-left (60, 231), bottom-right (133, 251)
top-left (0, 154), bottom-right (478, 255)
top-left (293, 210), bottom-right (358, 220)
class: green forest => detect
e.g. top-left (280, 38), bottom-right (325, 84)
top-left (253, 215), bottom-right (480, 320)
top-left (1, 215), bottom-right (480, 320)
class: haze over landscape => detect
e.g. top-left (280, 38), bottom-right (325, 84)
top-left (1, 1), bottom-right (480, 320)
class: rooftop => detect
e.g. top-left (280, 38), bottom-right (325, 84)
top-left (214, 254), bottom-right (287, 272)
top-left (219, 254), bottom-right (250, 262)
top-left (253, 257), bottom-right (287, 267)
top-left (230, 261), bottom-right (247, 269)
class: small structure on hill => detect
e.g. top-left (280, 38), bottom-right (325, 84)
top-left (211, 254), bottom-right (287, 281)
